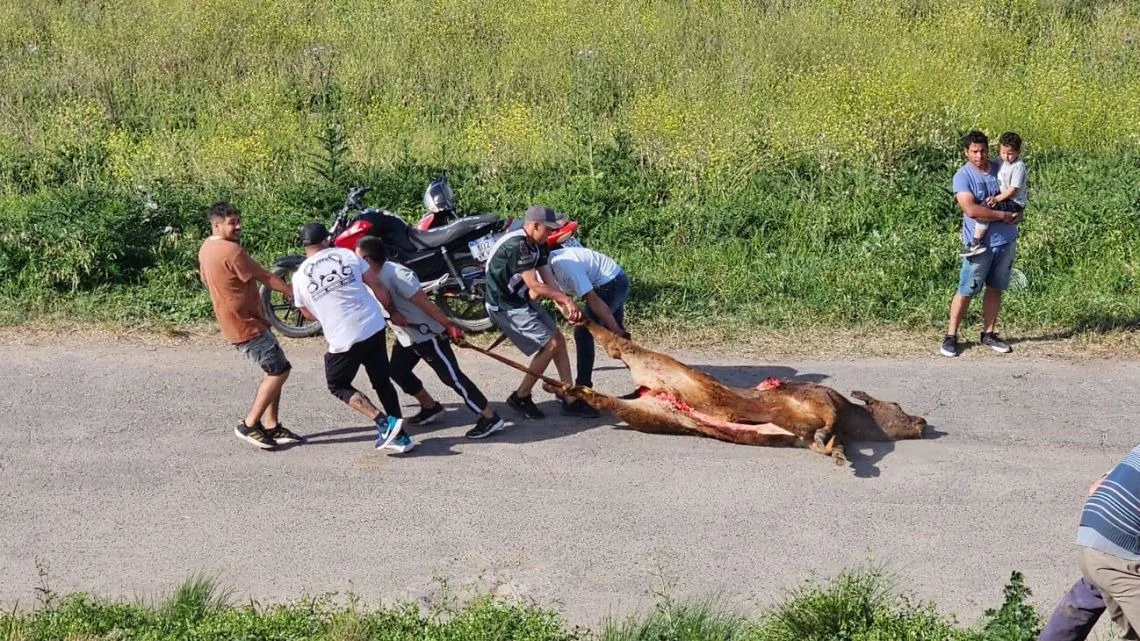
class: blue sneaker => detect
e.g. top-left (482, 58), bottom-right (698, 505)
top-left (387, 433), bottom-right (416, 454)
top-left (375, 416), bottom-right (404, 450)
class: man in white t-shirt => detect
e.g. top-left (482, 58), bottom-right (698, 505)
top-left (548, 245), bottom-right (631, 389)
top-left (291, 222), bottom-right (413, 453)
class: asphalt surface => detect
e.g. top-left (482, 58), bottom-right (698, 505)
top-left (0, 335), bottom-right (1135, 630)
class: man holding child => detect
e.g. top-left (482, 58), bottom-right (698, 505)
top-left (940, 130), bottom-right (1027, 358)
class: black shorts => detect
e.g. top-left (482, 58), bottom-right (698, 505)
top-left (325, 330), bottom-right (386, 394)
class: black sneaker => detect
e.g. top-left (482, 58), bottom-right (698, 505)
top-left (466, 412), bottom-right (506, 439)
top-left (408, 402), bottom-right (445, 426)
top-left (507, 392), bottom-right (544, 420)
top-left (560, 398), bottom-right (600, 418)
top-left (939, 334), bottom-right (960, 358)
top-left (265, 424), bottom-right (304, 444)
top-left (980, 331), bottom-right (1012, 354)
top-left (234, 422), bottom-right (277, 450)
top-left (959, 242), bottom-right (987, 258)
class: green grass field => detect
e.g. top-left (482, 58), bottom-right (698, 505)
top-left (1, 0), bottom-right (1138, 335)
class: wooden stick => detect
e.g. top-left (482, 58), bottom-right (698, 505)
top-left (456, 339), bottom-right (567, 389)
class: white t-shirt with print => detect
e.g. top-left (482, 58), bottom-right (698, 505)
top-left (291, 247), bottom-right (387, 354)
top-left (548, 247), bottom-right (623, 298)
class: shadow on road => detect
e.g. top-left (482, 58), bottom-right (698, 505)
top-left (695, 364), bottom-right (829, 387)
top-left (844, 424), bottom-right (948, 478)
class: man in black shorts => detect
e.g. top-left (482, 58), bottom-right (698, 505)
top-left (483, 205), bottom-right (598, 420)
top-left (291, 222), bottom-right (413, 453)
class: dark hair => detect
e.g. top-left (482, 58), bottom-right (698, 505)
top-left (355, 236), bottom-right (387, 264)
top-left (999, 131), bottom-right (1022, 151)
top-left (962, 130), bottom-right (989, 150)
top-left (207, 201), bottom-right (239, 222)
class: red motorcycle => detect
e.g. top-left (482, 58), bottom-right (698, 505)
top-left (260, 186), bottom-right (516, 338)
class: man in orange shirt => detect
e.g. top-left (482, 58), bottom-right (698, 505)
top-left (198, 202), bottom-right (304, 450)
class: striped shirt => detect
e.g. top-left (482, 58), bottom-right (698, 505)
top-left (1078, 444), bottom-right (1140, 560)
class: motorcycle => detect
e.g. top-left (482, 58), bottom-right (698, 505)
top-left (260, 186), bottom-right (516, 339)
top-left (418, 175), bottom-right (585, 250)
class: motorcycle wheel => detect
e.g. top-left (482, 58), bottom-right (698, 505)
top-left (259, 265), bottom-right (323, 339)
top-left (433, 256), bottom-right (493, 333)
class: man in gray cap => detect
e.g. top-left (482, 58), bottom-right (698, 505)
top-left (482, 205), bottom-right (599, 422)
top-left (291, 222), bottom-right (415, 453)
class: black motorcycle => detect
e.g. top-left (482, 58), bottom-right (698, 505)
top-left (259, 186), bottom-right (510, 338)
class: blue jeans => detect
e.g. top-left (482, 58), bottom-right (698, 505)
top-left (957, 240), bottom-right (1017, 297)
top-left (1037, 577), bottom-right (1106, 641)
top-left (573, 271), bottom-right (630, 388)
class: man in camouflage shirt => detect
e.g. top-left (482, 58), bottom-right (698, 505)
top-left (483, 205), bottom-right (599, 420)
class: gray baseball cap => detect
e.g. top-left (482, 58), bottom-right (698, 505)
top-left (523, 205), bottom-right (567, 229)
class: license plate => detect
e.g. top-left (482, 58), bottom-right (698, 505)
top-left (469, 233), bottom-right (499, 262)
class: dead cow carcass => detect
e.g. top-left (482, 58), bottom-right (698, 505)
top-left (551, 322), bottom-right (928, 464)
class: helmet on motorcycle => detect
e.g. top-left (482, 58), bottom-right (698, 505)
top-left (423, 176), bottom-right (456, 214)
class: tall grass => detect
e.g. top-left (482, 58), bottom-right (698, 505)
top-left (3, 0), bottom-right (1139, 188)
top-left (0, 0), bottom-right (1137, 332)
top-left (0, 568), bottom-right (1045, 641)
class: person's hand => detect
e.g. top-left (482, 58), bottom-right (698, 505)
top-left (1009, 211), bottom-right (1023, 224)
top-left (558, 298), bottom-right (583, 324)
top-left (985, 196), bottom-right (997, 207)
top-left (389, 311), bottom-right (408, 327)
top-left (445, 322), bottom-right (464, 344)
top-left (1089, 473), bottom-right (1108, 496)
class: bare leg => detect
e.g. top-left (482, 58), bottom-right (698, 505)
top-left (947, 293), bottom-right (972, 336)
top-left (245, 370), bottom-right (289, 428)
top-left (517, 333), bottom-right (563, 397)
top-left (413, 389), bottom-right (436, 409)
top-left (346, 392), bottom-right (383, 422)
top-left (982, 287), bottom-right (1003, 333)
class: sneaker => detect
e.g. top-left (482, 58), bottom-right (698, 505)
top-left (385, 433), bottom-right (416, 454)
top-left (407, 402), bottom-right (444, 426)
top-left (375, 416), bottom-right (405, 450)
top-left (939, 334), bottom-right (960, 358)
top-left (466, 412), bottom-right (506, 439)
top-left (960, 242), bottom-right (987, 258)
top-left (560, 398), bottom-right (600, 418)
top-left (234, 422), bottom-right (277, 450)
top-left (980, 331), bottom-right (1012, 354)
top-left (507, 392), bottom-right (544, 420)
top-left (265, 424), bottom-right (304, 444)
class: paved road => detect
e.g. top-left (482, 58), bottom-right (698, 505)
top-left (0, 335), bottom-right (1134, 629)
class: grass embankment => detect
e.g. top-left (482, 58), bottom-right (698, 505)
top-left (1, 568), bottom-right (1048, 641)
top-left (1, 0), bottom-right (1137, 341)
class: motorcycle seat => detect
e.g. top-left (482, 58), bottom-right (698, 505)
top-left (409, 214), bottom-right (499, 249)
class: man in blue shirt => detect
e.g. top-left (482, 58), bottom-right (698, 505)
top-left (1073, 445), bottom-right (1140, 640)
top-left (940, 130), bottom-right (1024, 358)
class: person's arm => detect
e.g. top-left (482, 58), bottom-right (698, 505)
top-left (582, 290), bottom-right (628, 338)
top-left (361, 263), bottom-right (407, 327)
top-left (523, 267), bottom-right (582, 323)
top-left (231, 250), bottom-right (291, 297)
top-left (991, 185), bottom-right (1018, 203)
top-left (407, 290), bottom-right (464, 342)
top-left (956, 192), bottom-right (1013, 224)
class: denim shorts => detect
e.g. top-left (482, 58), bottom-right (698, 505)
top-left (235, 331), bottom-right (292, 375)
top-left (958, 241), bottom-right (1017, 297)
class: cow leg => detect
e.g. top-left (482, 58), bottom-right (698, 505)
top-left (803, 409), bottom-right (847, 465)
